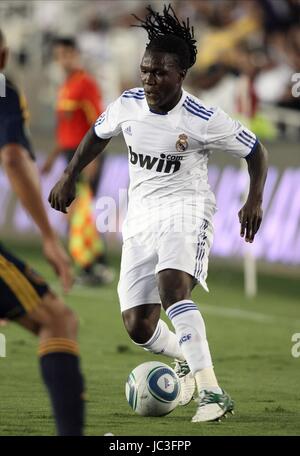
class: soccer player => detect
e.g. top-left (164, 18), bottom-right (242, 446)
top-left (42, 37), bottom-right (113, 286)
top-left (0, 29), bottom-right (85, 435)
top-left (48, 5), bottom-right (268, 423)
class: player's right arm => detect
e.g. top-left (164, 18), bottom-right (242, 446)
top-left (49, 95), bottom-right (123, 213)
top-left (48, 127), bottom-right (111, 213)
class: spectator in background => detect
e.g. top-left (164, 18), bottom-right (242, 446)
top-left (78, 17), bottom-right (121, 104)
top-left (42, 37), bottom-right (114, 286)
top-left (186, 0), bottom-right (300, 138)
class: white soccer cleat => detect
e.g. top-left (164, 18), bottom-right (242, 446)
top-left (173, 359), bottom-right (196, 406)
top-left (191, 389), bottom-right (235, 422)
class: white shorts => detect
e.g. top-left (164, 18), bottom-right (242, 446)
top-left (117, 219), bottom-right (214, 312)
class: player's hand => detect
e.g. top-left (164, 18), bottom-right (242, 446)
top-left (42, 235), bottom-right (73, 293)
top-left (48, 174), bottom-right (76, 213)
top-left (238, 200), bottom-right (263, 243)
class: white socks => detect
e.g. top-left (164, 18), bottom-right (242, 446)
top-left (194, 368), bottom-right (221, 395)
top-left (134, 300), bottom-right (222, 395)
top-left (135, 319), bottom-right (184, 361)
top-left (166, 300), bottom-right (212, 375)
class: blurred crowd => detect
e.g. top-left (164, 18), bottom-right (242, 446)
top-left (1, 0), bottom-right (300, 136)
top-left (183, 0), bottom-right (300, 118)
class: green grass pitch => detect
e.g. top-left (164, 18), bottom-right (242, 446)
top-left (0, 244), bottom-right (299, 436)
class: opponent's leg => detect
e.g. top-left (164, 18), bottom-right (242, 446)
top-left (16, 292), bottom-right (85, 436)
top-left (0, 248), bottom-right (85, 435)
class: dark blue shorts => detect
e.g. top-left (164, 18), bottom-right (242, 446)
top-left (0, 116), bottom-right (34, 159)
top-left (0, 244), bottom-right (49, 320)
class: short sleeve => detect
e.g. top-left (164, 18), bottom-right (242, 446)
top-left (205, 108), bottom-right (258, 158)
top-left (0, 83), bottom-right (34, 159)
top-left (94, 97), bottom-right (122, 139)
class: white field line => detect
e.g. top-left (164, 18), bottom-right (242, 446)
top-left (199, 304), bottom-right (276, 324)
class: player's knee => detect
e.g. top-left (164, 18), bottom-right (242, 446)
top-left (1, 145), bottom-right (27, 168)
top-left (159, 270), bottom-right (191, 308)
top-left (57, 306), bottom-right (79, 335)
top-left (40, 293), bottom-right (79, 337)
top-left (159, 281), bottom-right (190, 309)
top-left (122, 311), bottom-right (154, 344)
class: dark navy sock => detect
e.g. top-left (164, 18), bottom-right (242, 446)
top-left (40, 350), bottom-right (85, 436)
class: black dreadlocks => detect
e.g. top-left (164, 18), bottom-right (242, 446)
top-left (132, 4), bottom-right (197, 70)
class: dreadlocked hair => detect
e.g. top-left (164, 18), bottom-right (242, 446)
top-left (132, 4), bottom-right (197, 70)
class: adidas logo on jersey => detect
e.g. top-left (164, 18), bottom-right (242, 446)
top-left (124, 126), bottom-right (132, 136)
top-left (129, 146), bottom-right (182, 174)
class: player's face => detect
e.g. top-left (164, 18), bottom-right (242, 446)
top-left (140, 51), bottom-right (186, 113)
top-left (53, 45), bottom-right (79, 74)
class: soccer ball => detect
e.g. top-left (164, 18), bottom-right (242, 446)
top-left (125, 361), bottom-right (181, 416)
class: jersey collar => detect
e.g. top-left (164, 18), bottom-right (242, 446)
top-left (148, 89), bottom-right (187, 116)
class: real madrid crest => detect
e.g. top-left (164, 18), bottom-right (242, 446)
top-left (176, 133), bottom-right (188, 152)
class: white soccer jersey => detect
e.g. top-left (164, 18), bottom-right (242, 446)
top-left (94, 88), bottom-right (258, 240)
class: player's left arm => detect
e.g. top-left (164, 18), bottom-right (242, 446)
top-left (238, 141), bottom-right (268, 243)
top-left (203, 107), bottom-right (269, 244)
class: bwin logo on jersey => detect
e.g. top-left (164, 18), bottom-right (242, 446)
top-left (129, 146), bottom-right (182, 174)
top-left (179, 334), bottom-right (192, 345)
